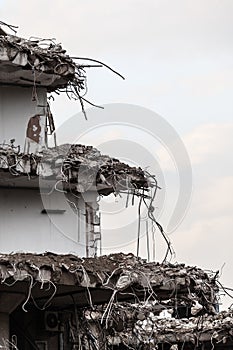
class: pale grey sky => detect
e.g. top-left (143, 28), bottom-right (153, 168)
top-left (1, 0), bottom-right (233, 308)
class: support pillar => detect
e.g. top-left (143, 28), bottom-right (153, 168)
top-left (0, 292), bottom-right (25, 349)
top-left (0, 312), bottom-right (10, 349)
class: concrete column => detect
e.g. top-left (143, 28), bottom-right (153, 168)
top-left (0, 312), bottom-right (9, 349)
top-left (0, 292), bottom-right (25, 349)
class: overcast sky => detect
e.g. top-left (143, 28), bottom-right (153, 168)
top-left (1, 0), bottom-right (233, 308)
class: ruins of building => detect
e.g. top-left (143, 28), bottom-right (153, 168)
top-left (0, 22), bottom-right (153, 348)
top-left (0, 23), bottom-right (149, 256)
top-left (0, 252), bottom-right (231, 349)
top-left (0, 22), bottom-right (233, 350)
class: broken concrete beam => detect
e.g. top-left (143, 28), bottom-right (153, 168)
top-left (0, 143), bottom-right (149, 195)
top-left (0, 253), bottom-right (218, 314)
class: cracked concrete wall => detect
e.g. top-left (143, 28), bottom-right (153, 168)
top-left (0, 86), bottom-right (46, 149)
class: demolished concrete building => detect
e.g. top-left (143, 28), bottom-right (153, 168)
top-left (0, 22), bottom-right (232, 350)
top-left (0, 252), bottom-right (231, 349)
top-left (0, 23), bottom-right (149, 256)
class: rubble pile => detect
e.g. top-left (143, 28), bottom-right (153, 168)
top-left (76, 305), bottom-right (233, 349)
top-left (131, 310), bottom-right (233, 345)
top-left (0, 143), bottom-right (148, 194)
top-left (61, 302), bottom-right (233, 349)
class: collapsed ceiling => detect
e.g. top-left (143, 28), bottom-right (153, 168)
top-left (0, 28), bottom-right (124, 117)
top-left (0, 143), bottom-right (150, 196)
top-left (0, 252), bottom-right (218, 309)
top-left (0, 34), bottom-right (82, 90)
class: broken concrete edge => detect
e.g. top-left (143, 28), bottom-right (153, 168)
top-left (0, 32), bottom-right (84, 91)
top-left (0, 252), bottom-right (218, 310)
top-left (0, 143), bottom-right (150, 195)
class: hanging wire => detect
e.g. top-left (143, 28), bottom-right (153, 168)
top-left (0, 20), bottom-right (18, 34)
top-left (146, 219), bottom-right (150, 262)
top-left (71, 57), bottom-right (125, 80)
top-left (143, 171), bottom-right (174, 262)
top-left (136, 193), bottom-right (143, 258)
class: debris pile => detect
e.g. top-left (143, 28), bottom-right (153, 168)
top-left (131, 310), bottom-right (233, 345)
top-left (74, 307), bottom-right (233, 349)
top-left (0, 143), bottom-right (148, 194)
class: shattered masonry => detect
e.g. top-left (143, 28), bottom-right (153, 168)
top-left (0, 143), bottom-right (149, 195)
top-left (0, 30), bottom-right (124, 115)
top-left (0, 33), bottom-right (85, 91)
top-left (79, 306), bottom-right (233, 348)
top-left (131, 310), bottom-right (233, 345)
top-left (0, 252), bottom-right (217, 298)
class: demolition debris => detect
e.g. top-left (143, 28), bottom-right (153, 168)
top-left (0, 142), bottom-right (149, 195)
top-left (1, 252), bottom-right (232, 349)
top-left (0, 253), bottom-right (218, 313)
top-left (1, 21), bottom-right (232, 350)
top-left (80, 306), bottom-right (233, 348)
top-left (0, 28), bottom-right (124, 117)
top-left (0, 252), bottom-right (218, 309)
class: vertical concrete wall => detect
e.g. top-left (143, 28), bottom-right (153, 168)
top-left (0, 188), bottom-right (87, 256)
top-left (0, 86), bottom-right (47, 149)
top-left (0, 85), bottom-right (100, 257)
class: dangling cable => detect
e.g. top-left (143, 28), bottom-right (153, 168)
top-left (136, 192), bottom-right (144, 258)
